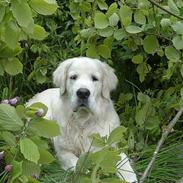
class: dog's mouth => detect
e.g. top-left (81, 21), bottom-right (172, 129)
top-left (73, 99), bottom-right (89, 112)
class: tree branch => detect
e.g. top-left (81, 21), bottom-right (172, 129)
top-left (148, 0), bottom-right (183, 21)
top-left (140, 107), bottom-right (183, 183)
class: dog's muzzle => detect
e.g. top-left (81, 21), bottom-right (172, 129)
top-left (76, 88), bottom-right (90, 107)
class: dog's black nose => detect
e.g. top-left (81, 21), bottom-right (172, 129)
top-left (77, 88), bottom-right (90, 99)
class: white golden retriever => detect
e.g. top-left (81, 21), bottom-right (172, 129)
top-left (28, 57), bottom-right (137, 182)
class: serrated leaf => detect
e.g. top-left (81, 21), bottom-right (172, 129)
top-left (143, 35), bottom-right (159, 54)
top-left (109, 13), bottom-right (119, 26)
top-left (30, 24), bottom-right (48, 40)
top-left (0, 104), bottom-right (23, 131)
top-left (165, 46), bottom-right (180, 61)
top-left (98, 27), bottom-right (114, 37)
top-left (107, 126), bottom-right (127, 144)
top-left (11, 0), bottom-right (33, 27)
top-left (132, 54), bottom-right (143, 64)
top-left (30, 118), bottom-right (60, 138)
top-left (4, 21), bottom-right (20, 49)
top-left (106, 2), bottom-right (117, 17)
top-left (20, 138), bottom-right (40, 163)
top-left (4, 57), bottom-right (23, 75)
top-left (98, 44), bottom-right (111, 58)
top-left (172, 35), bottom-right (183, 50)
top-left (22, 160), bottom-right (41, 177)
top-left (29, 0), bottom-right (58, 15)
top-left (94, 12), bottom-right (109, 29)
top-left (113, 29), bottom-right (126, 40)
top-left (125, 25), bottom-right (143, 34)
top-left (119, 6), bottom-right (132, 27)
top-left (172, 21), bottom-right (183, 34)
top-left (38, 148), bottom-right (55, 164)
top-left (134, 10), bottom-right (146, 25)
top-left (10, 161), bottom-right (22, 183)
top-left (97, 0), bottom-right (108, 10)
top-left (90, 133), bottom-right (106, 147)
top-left (168, 0), bottom-right (180, 15)
top-left (0, 131), bottom-right (16, 146)
top-left (160, 18), bottom-right (171, 27)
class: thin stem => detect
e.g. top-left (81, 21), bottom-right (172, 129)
top-left (140, 107), bottom-right (183, 183)
top-left (148, 0), bottom-right (183, 20)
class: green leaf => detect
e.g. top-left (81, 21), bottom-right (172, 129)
top-left (22, 161), bottom-right (41, 176)
top-left (38, 148), bottom-right (55, 164)
top-left (163, 61), bottom-right (175, 80)
top-left (94, 12), bottom-right (109, 29)
top-left (107, 126), bottom-right (127, 144)
top-left (102, 178), bottom-right (126, 183)
top-left (0, 5), bottom-right (5, 22)
top-left (134, 10), bottom-right (146, 25)
top-left (30, 24), bottom-right (48, 40)
top-left (0, 44), bottom-right (22, 58)
top-left (0, 104), bottom-right (23, 131)
top-left (29, 0), bottom-right (58, 15)
top-left (181, 64), bottom-right (183, 78)
top-left (98, 44), bottom-right (111, 58)
top-left (106, 3), bottom-right (117, 17)
top-left (160, 18), bottom-right (171, 28)
top-left (119, 5), bottom-right (132, 27)
top-left (125, 25), bottom-right (143, 34)
top-left (168, 0), bottom-right (180, 15)
top-left (165, 46), bottom-right (180, 62)
top-left (90, 133), bottom-right (106, 147)
top-left (113, 29), bottom-right (126, 40)
top-left (86, 45), bottom-right (98, 58)
top-left (0, 131), bottom-right (16, 146)
top-left (172, 36), bottom-right (183, 50)
top-left (98, 27), bottom-right (114, 37)
top-left (10, 161), bottom-right (23, 183)
top-left (172, 21), bottom-right (183, 34)
top-left (11, 0), bottom-right (33, 27)
top-left (30, 118), bottom-right (60, 138)
top-left (97, 0), bottom-right (108, 10)
top-left (146, 116), bottom-right (160, 130)
top-left (143, 35), bottom-right (159, 54)
top-left (109, 13), bottom-right (119, 26)
top-left (137, 62), bottom-right (151, 82)
top-left (132, 54), bottom-right (143, 64)
top-left (181, 87), bottom-right (183, 99)
top-left (4, 57), bottom-right (23, 75)
top-left (20, 138), bottom-right (40, 164)
top-left (4, 21), bottom-right (20, 49)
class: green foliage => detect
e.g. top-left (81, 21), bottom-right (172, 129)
top-left (0, 102), bottom-right (60, 182)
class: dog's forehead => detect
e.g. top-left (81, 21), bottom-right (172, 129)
top-left (69, 59), bottom-right (101, 73)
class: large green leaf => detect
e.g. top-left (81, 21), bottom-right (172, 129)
top-left (165, 46), bottom-right (180, 62)
top-left (97, 0), bottom-right (108, 10)
top-left (119, 5), bottom-right (132, 27)
top-left (29, 0), bottom-right (58, 15)
top-left (98, 44), bottom-right (111, 58)
top-left (171, 21), bottom-right (183, 34)
top-left (132, 54), bottom-right (143, 64)
top-left (30, 118), bottom-right (60, 138)
top-left (4, 21), bottom-right (20, 49)
top-left (22, 160), bottom-right (41, 176)
top-left (0, 104), bottom-right (23, 131)
top-left (0, 5), bottom-right (5, 22)
top-left (0, 131), bottom-right (16, 146)
top-left (4, 57), bottom-right (23, 75)
top-left (107, 126), bottom-right (127, 144)
top-left (109, 13), bottom-right (119, 26)
top-left (11, 0), bottom-right (33, 27)
top-left (30, 24), bottom-right (48, 40)
top-left (172, 36), bottom-right (183, 50)
top-left (0, 44), bottom-right (22, 58)
top-left (38, 148), bottom-right (55, 164)
top-left (20, 138), bottom-right (40, 164)
top-left (113, 29), bottom-right (126, 40)
top-left (168, 0), bottom-right (180, 15)
top-left (10, 161), bottom-right (23, 183)
top-left (94, 12), bottom-right (109, 29)
top-left (143, 35), bottom-right (159, 54)
top-left (134, 10), bottom-right (146, 25)
top-left (90, 133), bottom-right (106, 147)
top-left (98, 27), bottom-right (113, 37)
top-left (137, 62), bottom-right (151, 82)
top-left (125, 25), bottom-right (143, 34)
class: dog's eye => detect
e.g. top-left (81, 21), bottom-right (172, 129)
top-left (70, 75), bottom-right (77, 80)
top-left (92, 75), bottom-right (98, 82)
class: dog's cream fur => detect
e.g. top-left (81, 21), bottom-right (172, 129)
top-left (27, 57), bottom-right (137, 182)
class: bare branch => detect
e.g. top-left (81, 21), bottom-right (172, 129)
top-left (140, 107), bottom-right (183, 183)
top-left (148, 0), bottom-right (183, 21)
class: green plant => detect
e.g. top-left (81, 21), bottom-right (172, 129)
top-left (0, 101), bottom-right (60, 182)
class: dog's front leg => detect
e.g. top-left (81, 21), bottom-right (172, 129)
top-left (56, 149), bottom-right (78, 171)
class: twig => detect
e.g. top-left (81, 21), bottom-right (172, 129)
top-left (140, 107), bottom-right (183, 183)
top-left (148, 0), bottom-right (183, 20)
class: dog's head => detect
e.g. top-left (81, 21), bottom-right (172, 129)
top-left (53, 57), bottom-right (118, 112)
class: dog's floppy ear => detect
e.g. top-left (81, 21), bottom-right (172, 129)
top-left (101, 62), bottom-right (118, 100)
top-left (53, 59), bottom-right (73, 95)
